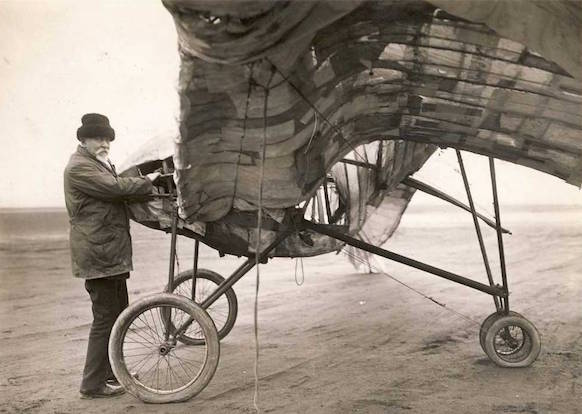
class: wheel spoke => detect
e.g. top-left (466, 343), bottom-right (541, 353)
top-left (196, 281), bottom-right (209, 300)
top-left (168, 270), bottom-right (236, 343)
top-left (148, 308), bottom-right (164, 342)
top-left (208, 308), bottom-right (228, 319)
top-left (124, 306), bottom-right (207, 390)
top-left (123, 351), bottom-right (159, 358)
top-left (155, 354), bottom-right (161, 391)
top-left (127, 327), bottom-right (158, 348)
top-left (137, 313), bottom-right (162, 344)
top-left (494, 325), bottom-right (525, 355)
top-left (168, 353), bottom-right (188, 386)
top-left (138, 354), bottom-right (165, 384)
top-left (122, 340), bottom-right (156, 348)
top-left (171, 351), bottom-right (198, 378)
top-left (481, 314), bottom-right (541, 367)
top-left (126, 348), bottom-right (159, 375)
top-left (170, 351), bottom-right (205, 366)
top-left (164, 357), bottom-right (171, 391)
top-left (111, 294), bottom-right (220, 402)
top-left (173, 308), bottom-right (187, 336)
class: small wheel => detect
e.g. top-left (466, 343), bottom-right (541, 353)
top-left (109, 293), bottom-right (220, 403)
top-left (483, 315), bottom-right (541, 368)
top-left (167, 269), bottom-right (238, 344)
top-left (479, 311), bottom-right (522, 353)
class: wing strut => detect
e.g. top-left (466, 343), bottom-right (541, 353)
top-left (456, 151), bottom-right (501, 312)
top-left (402, 177), bottom-right (511, 235)
top-left (303, 151), bottom-right (513, 313)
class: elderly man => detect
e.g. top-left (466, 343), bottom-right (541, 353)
top-left (64, 113), bottom-right (160, 398)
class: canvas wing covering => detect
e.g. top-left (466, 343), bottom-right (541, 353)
top-left (123, 0), bottom-right (582, 258)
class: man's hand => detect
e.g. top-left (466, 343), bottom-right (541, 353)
top-left (145, 171), bottom-right (162, 183)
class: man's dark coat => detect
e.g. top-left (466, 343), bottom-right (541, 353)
top-left (64, 146), bottom-right (153, 279)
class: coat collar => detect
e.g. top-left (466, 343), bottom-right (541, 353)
top-left (76, 145), bottom-right (117, 176)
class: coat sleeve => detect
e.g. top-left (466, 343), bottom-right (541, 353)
top-left (67, 160), bottom-right (154, 201)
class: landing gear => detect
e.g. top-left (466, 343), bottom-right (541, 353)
top-left (480, 313), bottom-right (541, 367)
top-left (460, 154), bottom-right (541, 367)
top-left (108, 293), bottom-right (220, 403)
top-left (479, 311), bottom-right (522, 353)
top-left (109, 150), bottom-right (548, 405)
top-left (306, 153), bottom-right (545, 368)
top-left (167, 269), bottom-right (238, 344)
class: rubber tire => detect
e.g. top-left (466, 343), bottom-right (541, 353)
top-left (108, 293), bottom-right (220, 403)
top-left (479, 311), bottom-right (522, 353)
top-left (167, 269), bottom-right (238, 345)
top-left (483, 314), bottom-right (541, 368)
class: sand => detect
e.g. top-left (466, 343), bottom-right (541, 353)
top-left (1, 205), bottom-right (581, 413)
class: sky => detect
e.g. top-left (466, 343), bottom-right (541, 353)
top-left (0, 0), bottom-right (179, 208)
top-left (0, 0), bottom-right (580, 209)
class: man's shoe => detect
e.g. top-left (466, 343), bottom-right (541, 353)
top-left (106, 372), bottom-right (139, 387)
top-left (80, 384), bottom-right (126, 399)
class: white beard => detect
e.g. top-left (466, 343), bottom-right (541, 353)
top-left (96, 153), bottom-right (109, 164)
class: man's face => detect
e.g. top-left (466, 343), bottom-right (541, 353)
top-left (83, 137), bottom-right (111, 160)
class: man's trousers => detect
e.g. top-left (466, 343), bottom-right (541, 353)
top-left (80, 274), bottom-right (129, 393)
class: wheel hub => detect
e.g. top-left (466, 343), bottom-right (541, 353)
top-left (158, 342), bottom-right (174, 356)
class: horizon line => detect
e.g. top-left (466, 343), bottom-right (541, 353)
top-left (1, 203), bottom-right (580, 212)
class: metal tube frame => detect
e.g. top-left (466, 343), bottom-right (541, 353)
top-left (167, 151), bottom-right (512, 337)
top-left (401, 176), bottom-right (511, 234)
top-left (302, 220), bottom-right (505, 297)
top-left (164, 203), bottom-right (179, 341)
top-left (172, 229), bottom-right (292, 338)
top-left (199, 229), bottom-right (291, 309)
top-left (303, 151), bottom-right (511, 307)
top-left (192, 240), bottom-right (199, 301)
top-left (166, 205), bottom-right (179, 293)
top-left (456, 151), bottom-right (501, 311)
top-left (489, 157), bottom-right (510, 313)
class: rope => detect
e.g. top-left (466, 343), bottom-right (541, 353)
top-left (232, 63), bottom-right (255, 207)
top-left (341, 248), bottom-right (481, 327)
top-left (294, 258), bottom-right (305, 286)
top-left (252, 66), bottom-right (275, 414)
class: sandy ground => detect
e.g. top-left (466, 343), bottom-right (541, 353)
top-left (1, 206), bottom-right (581, 414)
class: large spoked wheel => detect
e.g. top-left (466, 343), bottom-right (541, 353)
top-left (479, 311), bottom-right (522, 353)
top-left (109, 293), bottom-right (220, 403)
top-left (167, 269), bottom-right (238, 345)
top-left (482, 314), bottom-right (541, 368)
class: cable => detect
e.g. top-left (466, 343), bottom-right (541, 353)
top-left (252, 66), bottom-right (276, 414)
top-left (266, 58), bottom-right (369, 164)
top-left (341, 248), bottom-right (481, 327)
top-left (232, 63), bottom-right (255, 207)
top-left (416, 149), bottom-right (496, 218)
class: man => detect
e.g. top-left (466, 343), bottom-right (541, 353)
top-left (64, 113), bottom-right (160, 398)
